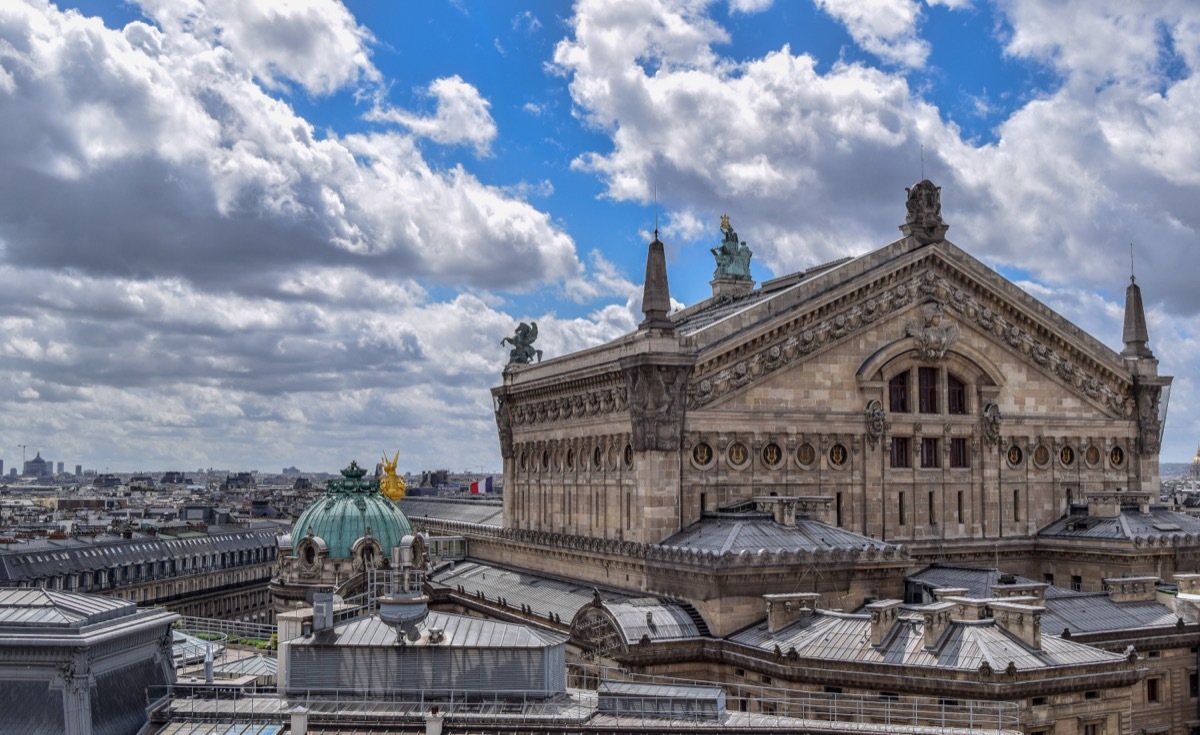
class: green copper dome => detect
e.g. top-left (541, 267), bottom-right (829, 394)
top-left (293, 461), bottom-right (412, 559)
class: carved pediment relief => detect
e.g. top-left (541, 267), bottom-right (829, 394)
top-left (688, 261), bottom-right (1132, 417)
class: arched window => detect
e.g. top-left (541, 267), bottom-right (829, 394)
top-left (947, 374), bottom-right (967, 414)
top-left (889, 372), bottom-right (909, 413)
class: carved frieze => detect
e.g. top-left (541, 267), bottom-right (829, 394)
top-left (864, 399), bottom-right (885, 449)
top-left (687, 263), bottom-right (1132, 417)
top-left (1134, 381), bottom-right (1166, 454)
top-left (508, 382), bottom-right (629, 429)
top-left (623, 361), bottom-right (693, 452)
top-left (904, 300), bottom-right (959, 360)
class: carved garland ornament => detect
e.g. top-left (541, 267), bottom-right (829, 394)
top-left (687, 269), bottom-right (1130, 417)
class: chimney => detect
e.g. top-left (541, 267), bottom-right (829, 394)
top-left (640, 235), bottom-right (673, 331)
top-left (922, 602), bottom-right (955, 649)
top-left (991, 581), bottom-right (1048, 603)
top-left (764, 593), bottom-right (820, 633)
top-left (991, 600), bottom-right (1044, 649)
top-left (1085, 491), bottom-right (1123, 519)
top-left (866, 599), bottom-right (903, 647)
top-left (931, 587), bottom-right (969, 603)
top-left (1175, 573), bottom-right (1200, 596)
top-left (312, 591), bottom-right (335, 631)
top-left (1103, 576), bottom-right (1158, 603)
top-left (943, 596), bottom-right (990, 621)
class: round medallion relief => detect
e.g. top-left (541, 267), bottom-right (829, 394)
top-left (828, 443), bottom-right (848, 468)
top-left (1110, 445), bottom-right (1125, 468)
top-left (623, 444), bottom-right (634, 468)
top-left (1085, 445), bottom-right (1101, 467)
top-left (796, 443), bottom-right (817, 469)
top-left (762, 442), bottom-right (784, 468)
top-left (692, 442), bottom-right (714, 468)
top-left (1033, 444), bottom-right (1051, 467)
top-left (1006, 445), bottom-right (1024, 467)
top-left (1060, 446), bottom-right (1075, 467)
top-left (727, 442), bottom-right (750, 468)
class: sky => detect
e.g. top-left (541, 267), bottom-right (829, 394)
top-left (0, 0), bottom-right (1198, 474)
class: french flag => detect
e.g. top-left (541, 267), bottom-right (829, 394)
top-left (470, 477), bottom-right (493, 494)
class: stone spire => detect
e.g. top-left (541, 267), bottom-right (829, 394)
top-left (1121, 274), bottom-right (1153, 359)
top-left (640, 231), bottom-right (673, 330)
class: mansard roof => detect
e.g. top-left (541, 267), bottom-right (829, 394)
top-left (730, 609), bottom-right (1125, 672)
top-left (1038, 506), bottom-right (1200, 542)
top-left (660, 513), bottom-right (896, 556)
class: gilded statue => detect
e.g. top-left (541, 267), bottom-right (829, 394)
top-left (502, 321), bottom-right (542, 365)
top-left (380, 450), bottom-right (407, 501)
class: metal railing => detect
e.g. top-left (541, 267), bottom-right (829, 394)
top-left (573, 664), bottom-right (1021, 734)
top-left (175, 616), bottom-right (276, 646)
top-left (150, 676), bottom-right (1020, 734)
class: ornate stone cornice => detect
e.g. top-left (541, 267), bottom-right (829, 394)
top-left (504, 378), bottom-right (630, 430)
top-left (687, 257), bottom-right (1133, 417)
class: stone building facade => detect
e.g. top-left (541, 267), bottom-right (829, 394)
top-left (0, 524), bottom-right (277, 622)
top-left (467, 182), bottom-right (1200, 733)
top-left (494, 180), bottom-right (1177, 582)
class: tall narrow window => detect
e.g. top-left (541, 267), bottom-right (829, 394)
top-left (891, 437), bottom-right (911, 468)
top-left (947, 374), bottom-right (967, 414)
top-left (950, 438), bottom-right (969, 468)
top-left (836, 492), bottom-right (843, 528)
top-left (928, 491), bottom-right (936, 525)
top-left (1013, 489), bottom-right (1021, 522)
top-left (921, 437), bottom-right (939, 468)
top-left (899, 492), bottom-right (906, 526)
top-left (956, 491), bottom-right (964, 523)
top-left (919, 367), bottom-right (938, 413)
top-left (889, 372), bottom-right (909, 413)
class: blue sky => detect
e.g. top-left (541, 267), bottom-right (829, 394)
top-left (0, 0), bottom-right (1197, 473)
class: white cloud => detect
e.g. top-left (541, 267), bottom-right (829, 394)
top-left (136, 0), bottom-right (379, 96)
top-left (551, 0), bottom-right (1200, 461)
top-left (729, 0), bottom-right (773, 13)
top-left (814, 0), bottom-right (930, 68)
top-left (369, 75), bottom-right (499, 156)
top-left (512, 10), bottom-right (542, 33)
top-left (0, 0), bottom-right (623, 471)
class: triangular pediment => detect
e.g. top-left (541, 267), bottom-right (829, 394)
top-left (683, 239), bottom-right (1133, 418)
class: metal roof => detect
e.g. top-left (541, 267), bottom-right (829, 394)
top-left (908, 566), bottom-right (1041, 598)
top-left (602, 599), bottom-right (701, 644)
top-left (1039, 506), bottom-right (1200, 540)
top-left (660, 515), bottom-right (895, 554)
top-left (730, 610), bottom-right (1124, 672)
top-left (599, 681), bottom-right (725, 699)
top-left (398, 496), bottom-right (503, 526)
top-left (1042, 593), bottom-right (1177, 635)
top-left (213, 654), bottom-right (278, 678)
top-left (431, 561), bottom-right (612, 621)
top-left (292, 610), bottom-right (567, 650)
top-left (0, 526), bottom-right (277, 583)
top-left (0, 587), bottom-right (135, 628)
top-left (158, 725), bottom-right (283, 735)
top-left (429, 561), bottom-right (703, 640)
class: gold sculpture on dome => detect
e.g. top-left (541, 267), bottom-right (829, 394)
top-left (380, 451), bottom-right (407, 501)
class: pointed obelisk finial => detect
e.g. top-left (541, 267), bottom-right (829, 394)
top-left (1122, 244), bottom-right (1153, 359)
top-left (640, 226), bottom-right (673, 331)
